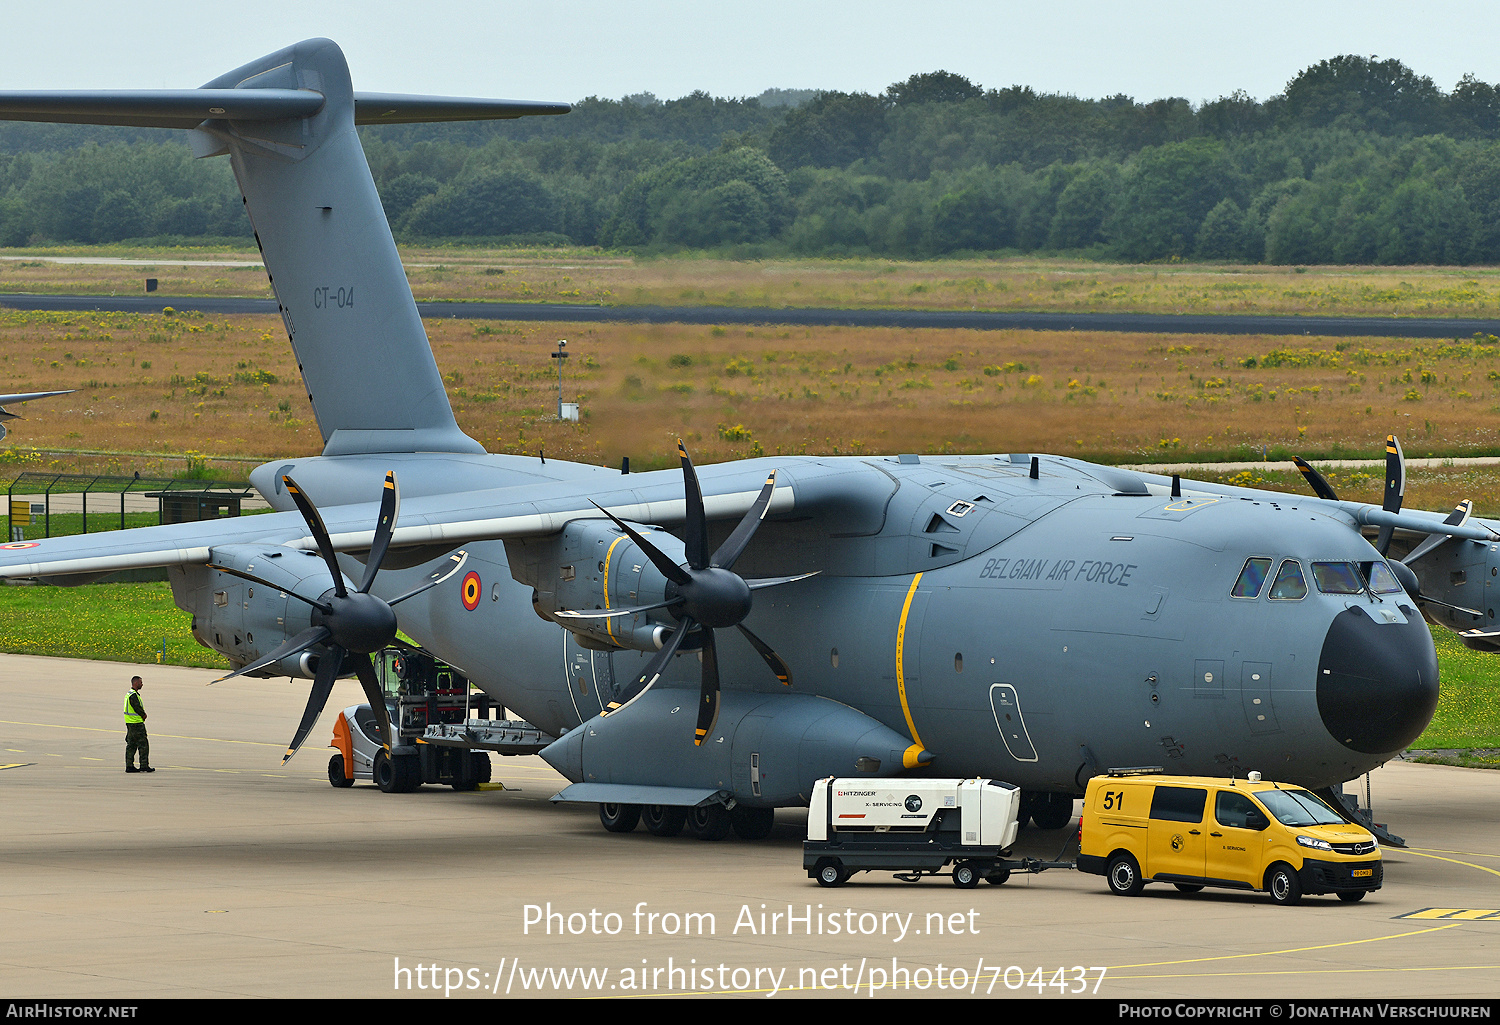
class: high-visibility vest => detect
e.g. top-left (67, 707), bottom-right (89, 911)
top-left (124, 691), bottom-right (144, 724)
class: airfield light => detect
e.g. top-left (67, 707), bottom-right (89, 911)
top-left (551, 339), bottom-right (569, 419)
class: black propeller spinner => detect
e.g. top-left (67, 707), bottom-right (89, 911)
top-left (558, 440), bottom-right (814, 746)
top-left (209, 471), bottom-right (468, 763)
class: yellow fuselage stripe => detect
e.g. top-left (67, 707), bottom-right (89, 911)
top-left (603, 535), bottom-right (626, 644)
top-left (896, 572), bottom-right (924, 748)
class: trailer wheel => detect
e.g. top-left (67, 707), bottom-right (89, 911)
top-left (953, 861), bottom-right (981, 888)
top-left (985, 868), bottom-right (1011, 885)
top-left (642, 805), bottom-right (686, 837)
top-left (1106, 853), bottom-right (1144, 896)
top-left (815, 860), bottom-right (847, 888)
top-left (599, 803), bottom-right (641, 833)
top-left (327, 754), bottom-right (354, 788)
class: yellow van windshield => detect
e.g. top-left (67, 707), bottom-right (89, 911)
top-left (1256, 789), bottom-right (1344, 827)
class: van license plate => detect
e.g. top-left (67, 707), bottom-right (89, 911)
top-left (1352, 869), bottom-right (1373, 878)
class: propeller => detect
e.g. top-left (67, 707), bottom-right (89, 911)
top-left (208, 470), bottom-right (469, 763)
top-left (557, 440), bottom-right (814, 745)
top-left (1293, 438), bottom-right (1482, 616)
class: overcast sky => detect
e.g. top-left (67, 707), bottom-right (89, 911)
top-left (6, 1), bottom-right (1500, 106)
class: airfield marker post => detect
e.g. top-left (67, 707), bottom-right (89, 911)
top-left (551, 339), bottom-right (568, 419)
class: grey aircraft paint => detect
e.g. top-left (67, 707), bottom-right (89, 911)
top-left (0, 40), bottom-right (1478, 812)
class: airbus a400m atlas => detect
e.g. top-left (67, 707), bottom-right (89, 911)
top-left (0, 39), bottom-right (1481, 838)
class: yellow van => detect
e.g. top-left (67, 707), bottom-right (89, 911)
top-left (1077, 771), bottom-right (1381, 905)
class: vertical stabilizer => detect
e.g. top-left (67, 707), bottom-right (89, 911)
top-left (195, 39), bottom-right (479, 456)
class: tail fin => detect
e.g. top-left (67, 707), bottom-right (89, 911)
top-left (0, 38), bottom-right (568, 456)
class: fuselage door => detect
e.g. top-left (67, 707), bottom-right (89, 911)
top-left (989, 683), bottom-right (1039, 761)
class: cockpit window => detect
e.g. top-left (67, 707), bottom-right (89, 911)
top-left (1365, 562), bottom-right (1404, 595)
top-left (1312, 561), bottom-right (1364, 595)
top-left (1268, 559), bottom-right (1307, 600)
top-left (1231, 557), bottom-right (1273, 598)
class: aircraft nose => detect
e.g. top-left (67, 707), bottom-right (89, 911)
top-left (1317, 606), bottom-right (1439, 754)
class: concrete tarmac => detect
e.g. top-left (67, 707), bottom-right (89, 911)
top-left (2, 653), bottom-right (1498, 1000)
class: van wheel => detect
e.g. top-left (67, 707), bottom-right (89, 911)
top-left (1107, 853), bottom-right (1143, 896)
top-left (1267, 863), bottom-right (1303, 906)
top-left (1337, 890), bottom-right (1366, 903)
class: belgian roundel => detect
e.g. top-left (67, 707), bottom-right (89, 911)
top-left (461, 571), bottom-right (482, 611)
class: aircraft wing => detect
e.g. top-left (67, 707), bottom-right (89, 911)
top-left (0, 463), bottom-right (804, 583)
top-left (0, 389), bottom-right (74, 423)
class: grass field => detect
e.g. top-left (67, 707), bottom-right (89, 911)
top-left (13, 247), bottom-right (1500, 319)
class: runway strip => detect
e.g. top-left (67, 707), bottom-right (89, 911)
top-left (5, 292), bottom-right (1500, 337)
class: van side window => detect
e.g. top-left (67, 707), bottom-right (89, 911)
top-left (1149, 786), bottom-right (1206, 823)
top-left (1231, 557), bottom-right (1272, 598)
top-left (1215, 790), bottom-right (1266, 829)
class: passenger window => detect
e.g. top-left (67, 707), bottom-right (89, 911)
top-left (1312, 561), bottom-right (1364, 595)
top-left (1149, 786), bottom-right (1207, 823)
top-left (1231, 557), bottom-right (1273, 598)
top-left (1268, 560), bottom-right (1307, 600)
top-left (1215, 790), bottom-right (1267, 830)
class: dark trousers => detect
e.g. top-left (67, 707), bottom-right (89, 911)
top-left (125, 722), bottom-right (149, 769)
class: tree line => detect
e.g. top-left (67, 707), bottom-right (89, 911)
top-left (4, 55), bottom-right (1500, 264)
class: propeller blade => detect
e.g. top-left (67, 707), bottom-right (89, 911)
top-left (386, 549), bottom-right (471, 607)
top-left (212, 625), bottom-right (331, 684)
top-left (745, 570), bottom-right (821, 591)
top-left (601, 616), bottom-right (696, 717)
top-left (737, 622), bottom-right (792, 686)
top-left (283, 475), bottom-right (348, 598)
top-left (206, 563), bottom-right (332, 614)
top-left (281, 643), bottom-right (343, 764)
top-left (358, 470), bottom-right (400, 594)
top-left (694, 627), bottom-right (721, 746)
top-left (1403, 501), bottom-right (1473, 566)
top-left (1292, 456), bottom-right (1339, 501)
top-left (351, 651), bottom-right (392, 749)
top-left (1374, 435), bottom-right (1406, 556)
top-left (711, 470), bottom-right (777, 571)
top-left (554, 597), bottom-right (680, 620)
top-left (589, 501), bottom-right (691, 586)
top-left (678, 439), bottom-right (708, 571)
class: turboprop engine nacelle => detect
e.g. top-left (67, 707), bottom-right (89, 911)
top-left (167, 544), bottom-right (351, 677)
top-left (1407, 536), bottom-right (1500, 641)
top-left (506, 517), bottom-right (683, 653)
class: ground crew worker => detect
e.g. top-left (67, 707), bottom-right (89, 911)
top-left (124, 675), bottom-right (153, 773)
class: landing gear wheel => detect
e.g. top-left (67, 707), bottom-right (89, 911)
top-left (1107, 853), bottom-right (1144, 896)
top-left (815, 860), bottom-right (847, 888)
top-left (642, 805), bottom-right (687, 837)
top-left (1337, 890), bottom-right (1367, 903)
top-left (1267, 863), bottom-right (1303, 906)
top-left (952, 861), bottom-right (980, 888)
top-left (327, 753), bottom-right (354, 788)
top-left (599, 803), bottom-right (642, 833)
top-left (730, 806), bottom-right (775, 840)
top-left (985, 868), bottom-right (1011, 885)
top-left (684, 804), bottom-right (732, 841)
top-left (1031, 793), bottom-right (1075, 830)
top-left (1174, 883), bottom-right (1204, 893)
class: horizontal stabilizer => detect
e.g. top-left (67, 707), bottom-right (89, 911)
top-left (353, 93), bottom-right (570, 123)
top-left (0, 89), bottom-right (568, 128)
top-left (0, 89), bottom-right (325, 128)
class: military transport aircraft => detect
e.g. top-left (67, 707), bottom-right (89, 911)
top-left (0, 39), bottom-right (1488, 840)
top-left (0, 390), bottom-right (74, 441)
